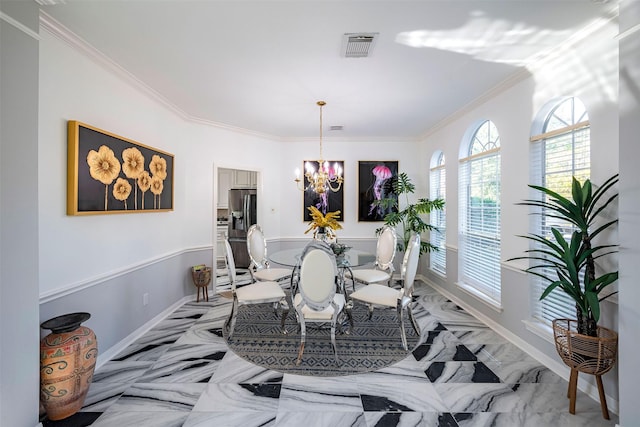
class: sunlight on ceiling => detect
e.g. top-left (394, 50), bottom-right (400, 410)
top-left (396, 11), bottom-right (575, 66)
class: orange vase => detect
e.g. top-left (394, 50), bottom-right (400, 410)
top-left (40, 312), bottom-right (98, 421)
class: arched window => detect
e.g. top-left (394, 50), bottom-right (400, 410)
top-left (459, 120), bottom-right (501, 305)
top-left (530, 97), bottom-right (590, 324)
top-left (430, 151), bottom-right (446, 275)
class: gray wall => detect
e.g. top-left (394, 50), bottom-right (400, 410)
top-left (0, 2), bottom-right (41, 426)
top-left (39, 248), bottom-right (213, 363)
top-left (618, 1), bottom-right (640, 425)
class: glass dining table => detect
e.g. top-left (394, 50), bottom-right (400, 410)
top-left (268, 246), bottom-right (376, 296)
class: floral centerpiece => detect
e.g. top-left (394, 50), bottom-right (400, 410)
top-left (304, 206), bottom-right (342, 240)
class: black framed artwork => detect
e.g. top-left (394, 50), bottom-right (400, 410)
top-left (67, 121), bottom-right (174, 215)
top-left (358, 160), bottom-right (399, 221)
top-left (302, 160), bottom-right (344, 222)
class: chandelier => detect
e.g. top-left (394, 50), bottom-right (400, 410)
top-left (294, 101), bottom-right (343, 194)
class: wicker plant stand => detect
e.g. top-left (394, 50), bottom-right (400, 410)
top-left (552, 318), bottom-right (618, 420)
top-left (191, 266), bottom-right (212, 302)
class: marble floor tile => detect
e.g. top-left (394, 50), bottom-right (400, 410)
top-left (412, 333), bottom-right (477, 364)
top-left (110, 342), bottom-right (174, 362)
top-left (81, 382), bottom-right (131, 412)
top-left (454, 411), bottom-right (566, 427)
top-left (106, 383), bottom-right (207, 412)
top-left (415, 294), bottom-right (451, 308)
top-left (90, 411), bottom-right (188, 427)
top-left (354, 355), bottom-right (429, 384)
top-left (465, 343), bottom-right (536, 364)
top-left (278, 375), bottom-right (364, 412)
top-left (511, 383), bottom-right (604, 413)
top-left (275, 411), bottom-right (366, 427)
top-left (358, 381), bottom-right (448, 412)
top-left (210, 351), bottom-right (284, 383)
top-left (489, 360), bottom-right (565, 384)
top-left (192, 383), bottom-right (281, 412)
top-left (183, 411), bottom-right (277, 427)
top-left (364, 411), bottom-right (458, 427)
top-left (136, 357), bottom-right (221, 383)
top-left (174, 326), bottom-right (225, 345)
top-left (168, 304), bottom-right (211, 319)
top-left (451, 329), bottom-right (510, 345)
top-left (152, 342), bottom-right (228, 367)
top-left (433, 383), bottom-right (527, 413)
top-left (150, 317), bottom-right (201, 332)
top-left (424, 361), bottom-right (501, 383)
top-left (92, 360), bottom-right (154, 383)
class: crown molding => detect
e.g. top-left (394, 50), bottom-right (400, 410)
top-left (1, 11), bottom-right (40, 40)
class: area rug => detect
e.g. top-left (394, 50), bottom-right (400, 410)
top-left (224, 299), bottom-right (420, 377)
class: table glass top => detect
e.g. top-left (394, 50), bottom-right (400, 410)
top-left (269, 247), bottom-right (375, 268)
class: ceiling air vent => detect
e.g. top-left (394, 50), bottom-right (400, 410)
top-left (342, 33), bottom-right (378, 58)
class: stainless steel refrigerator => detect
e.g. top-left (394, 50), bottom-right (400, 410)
top-left (227, 188), bottom-right (257, 268)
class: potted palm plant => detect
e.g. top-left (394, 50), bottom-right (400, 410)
top-left (508, 174), bottom-right (619, 337)
top-left (373, 172), bottom-right (444, 255)
top-left (509, 174), bottom-right (619, 419)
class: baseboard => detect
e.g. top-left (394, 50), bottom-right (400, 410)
top-left (96, 294), bottom-right (196, 369)
top-left (418, 274), bottom-right (619, 415)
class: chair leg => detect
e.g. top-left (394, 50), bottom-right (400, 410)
top-left (227, 298), bottom-right (239, 340)
top-left (330, 321), bottom-right (338, 364)
top-left (367, 304), bottom-right (374, 320)
top-left (296, 320), bottom-right (306, 366)
top-left (344, 301), bottom-right (354, 333)
top-left (407, 304), bottom-right (420, 337)
top-left (398, 304), bottom-right (408, 351)
top-left (596, 375), bottom-right (610, 420)
top-left (568, 368), bottom-right (578, 415)
top-left (279, 298), bottom-right (289, 335)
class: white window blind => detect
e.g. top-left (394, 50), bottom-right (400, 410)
top-left (459, 121), bottom-right (501, 305)
top-left (530, 97), bottom-right (590, 324)
top-left (430, 152), bottom-right (446, 275)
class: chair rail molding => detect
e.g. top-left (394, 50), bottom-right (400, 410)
top-left (39, 245), bottom-right (213, 303)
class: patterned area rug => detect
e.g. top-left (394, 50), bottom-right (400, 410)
top-left (224, 297), bottom-right (420, 377)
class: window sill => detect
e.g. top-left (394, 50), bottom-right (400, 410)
top-left (522, 318), bottom-right (554, 344)
top-left (455, 282), bottom-right (503, 313)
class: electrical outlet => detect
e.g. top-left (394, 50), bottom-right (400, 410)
top-left (143, 293), bottom-right (149, 306)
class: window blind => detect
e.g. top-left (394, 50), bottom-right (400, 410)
top-left (459, 121), bottom-right (501, 305)
top-left (530, 98), bottom-right (590, 324)
top-left (430, 155), bottom-right (446, 275)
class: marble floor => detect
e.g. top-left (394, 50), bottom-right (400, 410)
top-left (43, 280), bottom-right (618, 427)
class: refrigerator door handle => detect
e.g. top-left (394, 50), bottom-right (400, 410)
top-left (243, 195), bottom-right (249, 231)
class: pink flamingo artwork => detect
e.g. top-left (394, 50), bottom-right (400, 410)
top-left (369, 164), bottom-right (393, 216)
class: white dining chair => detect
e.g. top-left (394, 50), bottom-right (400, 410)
top-left (349, 233), bottom-right (421, 350)
top-left (223, 239), bottom-right (289, 339)
top-left (293, 240), bottom-right (345, 365)
top-left (247, 224), bottom-right (293, 284)
top-left (346, 225), bottom-right (397, 287)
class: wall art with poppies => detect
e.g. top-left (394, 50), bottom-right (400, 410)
top-left (358, 161), bottom-right (399, 222)
top-left (67, 121), bottom-right (174, 215)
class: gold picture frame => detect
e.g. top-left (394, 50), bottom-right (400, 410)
top-left (67, 121), bottom-right (174, 215)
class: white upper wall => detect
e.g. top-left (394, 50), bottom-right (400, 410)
top-left (38, 27), bottom-right (420, 297)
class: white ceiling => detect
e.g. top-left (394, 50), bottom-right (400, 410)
top-left (39, 0), bottom-right (618, 141)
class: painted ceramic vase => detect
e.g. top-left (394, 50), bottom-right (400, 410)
top-left (40, 312), bottom-right (98, 421)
